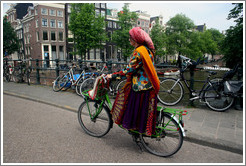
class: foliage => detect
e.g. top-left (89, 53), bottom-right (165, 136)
top-left (221, 3), bottom-right (243, 68)
top-left (165, 14), bottom-right (224, 61)
top-left (165, 14), bottom-right (199, 59)
top-left (112, 3), bottom-right (138, 61)
top-left (150, 18), bottom-right (167, 63)
top-left (69, 3), bottom-right (107, 60)
top-left (3, 16), bottom-right (20, 56)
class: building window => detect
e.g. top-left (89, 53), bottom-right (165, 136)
top-left (41, 8), bottom-right (47, 15)
top-left (51, 31), bottom-right (56, 41)
top-left (36, 19), bottom-right (39, 28)
top-left (50, 9), bottom-right (56, 16)
top-left (58, 21), bottom-right (63, 28)
top-left (28, 10), bottom-right (31, 16)
top-left (95, 3), bottom-right (100, 8)
top-left (113, 22), bottom-right (117, 29)
top-left (108, 21), bottom-right (112, 28)
top-left (95, 9), bottom-right (100, 16)
top-left (36, 31), bottom-right (39, 41)
top-left (35, 9), bottom-right (38, 15)
top-left (42, 18), bottom-right (48, 27)
top-left (101, 3), bottom-right (106, 8)
top-left (50, 19), bottom-right (56, 28)
top-left (43, 31), bottom-right (48, 40)
top-left (58, 32), bottom-right (63, 41)
top-left (57, 10), bottom-right (63, 17)
top-left (101, 10), bottom-right (105, 17)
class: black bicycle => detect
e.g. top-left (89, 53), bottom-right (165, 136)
top-left (3, 61), bottom-right (11, 82)
top-left (158, 55), bottom-right (236, 112)
top-left (12, 59), bottom-right (32, 85)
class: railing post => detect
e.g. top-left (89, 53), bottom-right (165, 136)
top-left (55, 59), bottom-right (59, 77)
top-left (107, 60), bottom-right (112, 73)
top-left (189, 65), bottom-right (195, 106)
top-left (78, 59), bottom-right (82, 70)
top-left (36, 59), bottom-right (40, 84)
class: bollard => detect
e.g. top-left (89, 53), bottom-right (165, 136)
top-left (55, 59), bottom-right (59, 77)
top-left (36, 59), bottom-right (40, 84)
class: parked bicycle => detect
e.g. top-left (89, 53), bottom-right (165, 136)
top-left (53, 64), bottom-right (97, 94)
top-left (158, 55), bottom-right (240, 112)
top-left (78, 74), bottom-right (187, 157)
top-left (12, 59), bottom-right (32, 85)
top-left (3, 60), bottom-right (12, 82)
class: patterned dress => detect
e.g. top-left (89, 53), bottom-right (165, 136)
top-left (111, 46), bottom-right (158, 136)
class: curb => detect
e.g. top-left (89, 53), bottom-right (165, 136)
top-left (3, 90), bottom-right (243, 155)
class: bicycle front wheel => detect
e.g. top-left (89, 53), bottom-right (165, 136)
top-left (204, 83), bottom-right (234, 111)
top-left (78, 100), bottom-right (112, 137)
top-left (140, 113), bottom-right (183, 157)
top-left (116, 79), bottom-right (127, 93)
top-left (158, 78), bottom-right (184, 106)
top-left (52, 73), bottom-right (69, 92)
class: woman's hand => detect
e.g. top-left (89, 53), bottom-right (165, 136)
top-left (107, 74), bottom-right (112, 79)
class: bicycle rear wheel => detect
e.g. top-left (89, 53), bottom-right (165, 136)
top-left (78, 100), bottom-right (112, 137)
top-left (52, 73), bottom-right (69, 92)
top-left (140, 113), bottom-right (183, 157)
top-left (158, 78), bottom-right (184, 106)
top-left (80, 77), bottom-right (95, 96)
top-left (204, 83), bottom-right (234, 111)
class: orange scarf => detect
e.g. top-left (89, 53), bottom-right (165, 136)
top-left (136, 46), bottom-right (160, 94)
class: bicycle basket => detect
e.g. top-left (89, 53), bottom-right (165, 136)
top-left (224, 81), bottom-right (243, 94)
top-left (88, 75), bottom-right (109, 100)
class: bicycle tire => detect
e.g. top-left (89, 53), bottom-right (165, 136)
top-left (52, 73), bottom-right (70, 92)
top-left (75, 78), bottom-right (84, 96)
top-left (78, 100), bottom-right (112, 137)
top-left (140, 113), bottom-right (183, 157)
top-left (157, 78), bottom-right (184, 106)
top-left (204, 82), bottom-right (234, 111)
top-left (12, 68), bottom-right (22, 83)
top-left (80, 77), bottom-right (95, 96)
top-left (116, 79), bottom-right (126, 93)
top-left (3, 70), bottom-right (11, 82)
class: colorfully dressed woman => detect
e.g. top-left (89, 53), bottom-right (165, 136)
top-left (108, 27), bottom-right (160, 136)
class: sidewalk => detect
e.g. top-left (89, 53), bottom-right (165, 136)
top-left (3, 82), bottom-right (244, 154)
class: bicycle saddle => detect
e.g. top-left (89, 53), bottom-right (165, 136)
top-left (206, 71), bottom-right (217, 75)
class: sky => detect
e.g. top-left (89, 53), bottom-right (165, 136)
top-left (1, 1), bottom-right (241, 32)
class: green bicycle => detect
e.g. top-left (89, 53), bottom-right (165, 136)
top-left (78, 75), bottom-right (187, 157)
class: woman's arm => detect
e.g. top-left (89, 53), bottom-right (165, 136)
top-left (112, 50), bottom-right (142, 78)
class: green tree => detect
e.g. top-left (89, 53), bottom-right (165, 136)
top-left (69, 3), bottom-right (107, 60)
top-left (222, 3), bottom-right (243, 68)
top-left (3, 16), bottom-right (20, 56)
top-left (112, 3), bottom-right (138, 61)
top-left (165, 14), bottom-right (198, 59)
top-left (150, 18), bottom-right (167, 63)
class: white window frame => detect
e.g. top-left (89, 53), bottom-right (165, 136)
top-left (42, 18), bottom-right (48, 27)
top-left (49, 9), bottom-right (56, 16)
top-left (58, 32), bottom-right (63, 41)
top-left (57, 21), bottom-right (63, 28)
top-left (41, 8), bottom-right (48, 15)
top-left (57, 10), bottom-right (63, 17)
top-left (51, 31), bottom-right (56, 41)
top-left (36, 19), bottom-right (39, 28)
top-left (50, 19), bottom-right (56, 28)
top-left (43, 31), bottom-right (49, 41)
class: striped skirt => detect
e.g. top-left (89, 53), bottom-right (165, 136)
top-left (111, 83), bottom-right (157, 136)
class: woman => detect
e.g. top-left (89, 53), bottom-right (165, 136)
top-left (108, 27), bottom-right (160, 136)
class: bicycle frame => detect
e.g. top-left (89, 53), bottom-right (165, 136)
top-left (81, 87), bottom-right (187, 137)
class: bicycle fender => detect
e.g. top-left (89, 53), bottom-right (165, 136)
top-left (171, 114), bottom-right (186, 137)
